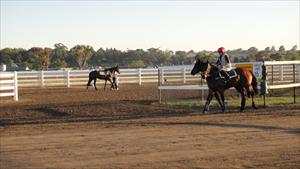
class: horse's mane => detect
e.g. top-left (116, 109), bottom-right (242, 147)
top-left (104, 66), bottom-right (117, 72)
top-left (208, 62), bottom-right (218, 70)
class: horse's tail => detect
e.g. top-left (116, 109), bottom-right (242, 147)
top-left (250, 71), bottom-right (259, 95)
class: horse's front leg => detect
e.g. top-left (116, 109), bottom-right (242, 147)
top-left (104, 80), bottom-right (107, 90)
top-left (214, 92), bottom-right (225, 113)
top-left (203, 90), bottom-right (214, 113)
top-left (109, 79), bottom-right (114, 90)
top-left (220, 91), bottom-right (226, 112)
top-left (86, 78), bottom-right (92, 91)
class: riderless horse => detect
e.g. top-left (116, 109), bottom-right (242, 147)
top-left (191, 59), bottom-right (258, 112)
top-left (86, 66), bottom-right (120, 91)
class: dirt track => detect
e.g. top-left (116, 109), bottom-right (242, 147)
top-left (1, 85), bottom-right (300, 168)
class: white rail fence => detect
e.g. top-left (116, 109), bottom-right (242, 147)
top-left (0, 61), bottom-right (300, 101)
top-left (2, 61), bottom-right (300, 88)
top-left (12, 67), bottom-right (200, 88)
top-left (0, 72), bottom-right (18, 101)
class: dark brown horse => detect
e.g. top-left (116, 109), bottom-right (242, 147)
top-left (86, 66), bottom-right (120, 91)
top-left (191, 59), bottom-right (258, 112)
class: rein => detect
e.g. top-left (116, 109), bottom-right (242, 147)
top-left (203, 64), bottom-right (219, 79)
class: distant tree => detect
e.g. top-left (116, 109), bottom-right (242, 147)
top-left (286, 45), bottom-right (299, 60)
top-left (70, 45), bottom-right (95, 69)
top-left (270, 53), bottom-right (282, 61)
top-left (270, 46), bottom-right (276, 53)
top-left (255, 51), bottom-right (270, 61)
top-left (247, 47), bottom-right (259, 55)
top-left (290, 45), bottom-right (297, 51)
top-left (144, 48), bottom-right (159, 66)
top-left (128, 60), bottom-right (145, 68)
top-left (88, 48), bottom-right (106, 67)
top-left (42, 48), bottom-right (52, 70)
top-left (278, 45), bottom-right (286, 60)
top-left (49, 43), bottom-right (68, 69)
top-left (0, 48), bottom-right (14, 64)
top-left (0, 48), bottom-right (27, 67)
top-left (172, 51), bottom-right (188, 65)
top-left (156, 50), bottom-right (172, 66)
top-left (27, 47), bottom-right (52, 70)
top-left (278, 45), bottom-right (286, 54)
top-left (195, 51), bottom-right (216, 63)
top-left (247, 54), bottom-right (256, 62)
top-left (264, 47), bottom-right (270, 52)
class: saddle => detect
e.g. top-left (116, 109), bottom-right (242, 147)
top-left (99, 71), bottom-right (106, 76)
top-left (219, 69), bottom-right (237, 79)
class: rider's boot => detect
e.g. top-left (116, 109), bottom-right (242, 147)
top-left (222, 70), bottom-right (230, 82)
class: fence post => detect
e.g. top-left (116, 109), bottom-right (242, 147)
top-left (297, 65), bottom-right (300, 82)
top-left (138, 68), bottom-right (142, 85)
top-left (182, 68), bottom-right (186, 83)
top-left (40, 71), bottom-right (44, 87)
top-left (280, 65), bottom-right (283, 81)
top-left (66, 70), bottom-right (70, 88)
top-left (14, 71), bottom-right (18, 101)
top-left (161, 68), bottom-right (164, 85)
top-left (158, 68), bottom-right (162, 104)
top-left (293, 64), bottom-right (296, 104)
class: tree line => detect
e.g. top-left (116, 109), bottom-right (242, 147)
top-left (0, 43), bottom-right (299, 71)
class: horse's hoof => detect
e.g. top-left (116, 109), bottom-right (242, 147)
top-left (202, 109), bottom-right (209, 114)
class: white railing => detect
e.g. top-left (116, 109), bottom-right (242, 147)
top-left (0, 71), bottom-right (18, 101)
top-left (157, 61), bottom-right (300, 103)
top-left (15, 67), bottom-right (201, 88)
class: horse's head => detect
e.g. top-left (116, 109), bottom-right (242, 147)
top-left (114, 66), bottom-right (120, 74)
top-left (105, 66), bottom-right (120, 74)
top-left (191, 59), bottom-right (209, 75)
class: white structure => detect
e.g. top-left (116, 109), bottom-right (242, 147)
top-left (0, 71), bottom-right (18, 101)
top-left (0, 63), bottom-right (7, 71)
top-left (158, 61), bottom-right (300, 103)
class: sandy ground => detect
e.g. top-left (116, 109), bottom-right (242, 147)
top-left (1, 85), bottom-right (300, 168)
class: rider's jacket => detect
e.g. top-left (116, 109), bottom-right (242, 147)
top-left (216, 53), bottom-right (232, 71)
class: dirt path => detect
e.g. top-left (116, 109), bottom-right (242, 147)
top-left (1, 110), bottom-right (300, 169)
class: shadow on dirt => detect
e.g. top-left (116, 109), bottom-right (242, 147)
top-left (110, 121), bottom-right (300, 136)
top-left (32, 107), bottom-right (71, 117)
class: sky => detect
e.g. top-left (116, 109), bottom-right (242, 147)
top-left (1, 0), bottom-right (299, 51)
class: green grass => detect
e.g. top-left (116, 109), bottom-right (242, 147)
top-left (165, 96), bottom-right (300, 110)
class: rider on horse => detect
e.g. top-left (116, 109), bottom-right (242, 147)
top-left (216, 47), bottom-right (231, 82)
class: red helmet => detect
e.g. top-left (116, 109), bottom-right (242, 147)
top-left (217, 47), bottom-right (225, 54)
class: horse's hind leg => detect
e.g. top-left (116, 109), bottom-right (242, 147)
top-left (109, 79), bottom-right (114, 90)
top-left (236, 87), bottom-right (246, 112)
top-left (251, 92), bottom-right (258, 109)
top-left (246, 85), bottom-right (257, 110)
top-left (94, 79), bottom-right (98, 91)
